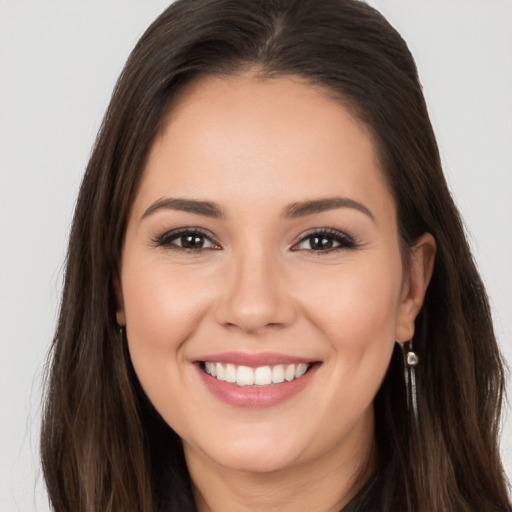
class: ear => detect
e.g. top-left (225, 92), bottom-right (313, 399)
top-left (395, 233), bottom-right (436, 342)
top-left (113, 275), bottom-right (126, 326)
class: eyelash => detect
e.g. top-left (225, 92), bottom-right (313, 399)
top-left (153, 228), bottom-right (221, 253)
top-left (152, 227), bottom-right (359, 254)
top-left (291, 228), bottom-right (359, 253)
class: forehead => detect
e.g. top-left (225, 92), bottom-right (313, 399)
top-left (135, 73), bottom-right (394, 221)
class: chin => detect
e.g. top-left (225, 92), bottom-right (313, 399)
top-left (211, 450), bottom-right (299, 474)
top-left (185, 432), bottom-right (306, 474)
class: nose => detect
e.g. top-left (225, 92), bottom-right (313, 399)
top-left (213, 248), bottom-right (297, 334)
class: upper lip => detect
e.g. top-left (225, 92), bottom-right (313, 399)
top-left (194, 351), bottom-right (318, 368)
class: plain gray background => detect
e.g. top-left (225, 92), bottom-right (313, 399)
top-left (1, 1), bottom-right (511, 510)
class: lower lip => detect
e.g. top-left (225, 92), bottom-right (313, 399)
top-left (196, 364), bottom-right (318, 408)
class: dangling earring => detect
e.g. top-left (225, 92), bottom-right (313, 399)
top-left (118, 325), bottom-right (125, 341)
top-left (398, 340), bottom-right (419, 423)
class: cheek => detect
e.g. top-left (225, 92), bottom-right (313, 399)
top-left (120, 260), bottom-right (219, 430)
top-left (121, 260), bottom-right (213, 369)
top-left (305, 259), bottom-right (403, 346)
top-left (301, 257), bottom-right (402, 423)
top-left (298, 253), bottom-right (403, 411)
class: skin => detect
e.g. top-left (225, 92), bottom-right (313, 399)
top-left (116, 73), bottom-right (436, 512)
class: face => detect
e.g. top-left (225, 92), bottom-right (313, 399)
top-left (117, 73), bottom-right (433, 477)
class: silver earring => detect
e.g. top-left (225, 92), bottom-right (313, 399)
top-left (398, 340), bottom-right (419, 422)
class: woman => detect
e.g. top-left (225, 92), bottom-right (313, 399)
top-left (40, 0), bottom-right (511, 510)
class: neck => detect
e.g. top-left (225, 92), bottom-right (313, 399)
top-left (184, 416), bottom-right (377, 512)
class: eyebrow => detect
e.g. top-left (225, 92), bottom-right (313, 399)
top-left (142, 197), bottom-right (224, 219)
top-left (141, 196), bottom-right (374, 222)
top-left (283, 197), bottom-right (375, 222)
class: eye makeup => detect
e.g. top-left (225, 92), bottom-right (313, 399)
top-left (291, 227), bottom-right (360, 253)
top-left (152, 227), bottom-right (221, 252)
top-left (151, 225), bottom-right (360, 255)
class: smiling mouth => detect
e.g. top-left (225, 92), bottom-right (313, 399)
top-left (200, 362), bottom-right (313, 387)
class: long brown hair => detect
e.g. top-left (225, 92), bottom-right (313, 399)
top-left (41, 1), bottom-right (511, 510)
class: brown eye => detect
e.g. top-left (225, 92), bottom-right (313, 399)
top-left (181, 234), bottom-right (206, 249)
top-left (309, 236), bottom-right (335, 250)
top-left (293, 229), bottom-right (358, 252)
top-left (156, 229), bottom-right (219, 250)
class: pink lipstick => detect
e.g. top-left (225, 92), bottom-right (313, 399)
top-left (194, 352), bottom-right (319, 408)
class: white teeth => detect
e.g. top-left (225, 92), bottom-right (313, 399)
top-left (215, 362), bottom-right (225, 381)
top-left (271, 364), bottom-right (285, 383)
top-left (295, 363), bottom-right (308, 378)
top-left (203, 362), bottom-right (311, 386)
top-left (225, 364), bottom-right (237, 383)
top-left (237, 365), bottom-right (254, 386)
top-left (284, 364), bottom-right (296, 382)
top-left (204, 362), bottom-right (218, 377)
top-left (254, 366), bottom-right (272, 386)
